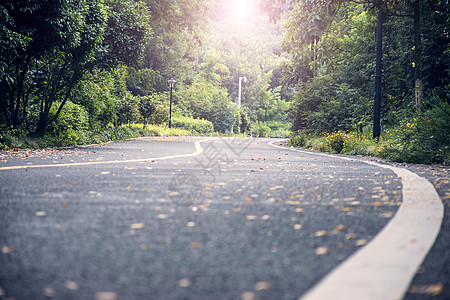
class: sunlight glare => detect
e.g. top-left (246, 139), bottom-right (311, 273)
top-left (230, 0), bottom-right (255, 20)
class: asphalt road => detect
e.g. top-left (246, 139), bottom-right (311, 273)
top-left (0, 137), bottom-right (448, 300)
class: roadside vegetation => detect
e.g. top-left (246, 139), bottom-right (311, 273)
top-left (1, 1), bottom-right (448, 165)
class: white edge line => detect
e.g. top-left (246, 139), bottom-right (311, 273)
top-left (0, 138), bottom-right (209, 171)
top-left (269, 139), bottom-right (444, 300)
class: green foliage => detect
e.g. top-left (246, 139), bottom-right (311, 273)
top-left (288, 131), bottom-right (307, 147)
top-left (97, 0), bottom-right (152, 68)
top-left (117, 95), bottom-right (140, 125)
top-left (251, 122), bottom-right (271, 138)
top-left (175, 78), bottom-right (235, 132)
top-left (47, 101), bottom-right (90, 146)
top-left (138, 96), bottom-right (156, 127)
top-left (383, 100), bottom-right (450, 164)
top-left (71, 70), bottom-right (118, 129)
top-left (172, 116), bottom-right (214, 134)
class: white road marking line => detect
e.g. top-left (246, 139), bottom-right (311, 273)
top-left (268, 140), bottom-right (444, 300)
top-left (0, 139), bottom-right (206, 171)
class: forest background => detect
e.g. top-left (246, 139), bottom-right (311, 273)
top-left (0, 0), bottom-right (449, 164)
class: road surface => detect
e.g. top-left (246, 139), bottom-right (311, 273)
top-left (0, 137), bottom-right (448, 299)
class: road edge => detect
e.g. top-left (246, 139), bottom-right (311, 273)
top-left (268, 140), bottom-right (444, 300)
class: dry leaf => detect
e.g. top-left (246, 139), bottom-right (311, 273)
top-left (294, 224), bottom-right (302, 230)
top-left (43, 286), bottom-right (55, 297)
top-left (315, 230), bottom-right (327, 237)
top-left (130, 223), bottom-right (145, 229)
top-left (187, 222), bottom-right (196, 227)
top-left (189, 242), bottom-right (202, 248)
top-left (332, 224), bottom-right (345, 234)
top-left (409, 283), bottom-right (444, 296)
top-left (156, 214), bottom-right (168, 219)
top-left (246, 215), bottom-right (257, 220)
top-left (241, 291), bottom-right (255, 300)
top-left (95, 292), bottom-right (118, 300)
top-left (261, 215), bottom-right (270, 220)
top-left (345, 233), bottom-right (356, 240)
top-left (35, 211), bottom-right (47, 217)
top-left (64, 280), bottom-right (79, 290)
top-left (315, 247), bottom-right (329, 255)
top-left (245, 198), bottom-right (252, 202)
top-left (356, 239), bottom-right (368, 246)
top-left (254, 281), bottom-right (271, 291)
top-left (286, 200), bottom-right (300, 205)
top-left (179, 279), bottom-right (191, 288)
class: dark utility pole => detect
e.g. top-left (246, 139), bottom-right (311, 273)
top-left (373, 9), bottom-right (383, 140)
top-left (168, 78), bottom-right (176, 128)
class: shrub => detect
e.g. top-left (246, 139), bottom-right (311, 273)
top-left (288, 131), bottom-right (307, 147)
top-left (172, 116), bottom-right (214, 134)
top-left (251, 122), bottom-right (271, 137)
top-left (326, 132), bottom-right (346, 153)
top-left (382, 100), bottom-right (450, 164)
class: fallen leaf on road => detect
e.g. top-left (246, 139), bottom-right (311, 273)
top-left (380, 212), bottom-right (394, 218)
top-left (295, 208), bottom-right (304, 213)
top-left (130, 223), bottom-right (145, 229)
top-left (64, 280), bottom-right (79, 290)
top-left (156, 214), bottom-right (168, 220)
top-left (332, 224), bottom-right (345, 234)
top-left (356, 239), bottom-right (368, 246)
top-left (241, 291), bottom-right (255, 300)
top-left (189, 242), bottom-right (202, 248)
top-left (341, 207), bottom-right (351, 212)
top-left (187, 222), bottom-right (196, 227)
top-left (345, 233), bottom-right (356, 240)
top-left (35, 211), bottom-right (46, 217)
top-left (294, 224), bottom-right (302, 230)
top-left (95, 292), bottom-right (118, 300)
top-left (246, 215), bottom-right (257, 220)
top-left (409, 283), bottom-right (444, 296)
top-left (179, 279), bottom-right (191, 288)
top-left (1, 246), bottom-right (14, 254)
top-left (255, 281), bottom-right (271, 291)
top-left (43, 286), bottom-right (55, 297)
top-left (286, 200), bottom-right (300, 205)
top-left (315, 247), bottom-right (329, 255)
top-left (315, 230), bottom-right (327, 237)
top-left (261, 215), bottom-right (270, 220)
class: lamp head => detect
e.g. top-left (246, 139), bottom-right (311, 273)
top-left (167, 78), bottom-right (176, 88)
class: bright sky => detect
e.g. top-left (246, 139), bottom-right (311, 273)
top-left (229, 0), bottom-right (258, 20)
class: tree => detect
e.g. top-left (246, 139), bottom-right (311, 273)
top-left (0, 0), bottom-right (108, 134)
top-left (138, 96), bottom-right (156, 128)
top-left (96, 0), bottom-right (152, 69)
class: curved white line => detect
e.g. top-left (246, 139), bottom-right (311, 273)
top-left (0, 139), bottom-right (205, 171)
top-left (269, 139), bottom-right (444, 300)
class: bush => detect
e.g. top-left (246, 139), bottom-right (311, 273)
top-left (251, 122), bottom-right (271, 137)
top-left (326, 132), bottom-right (346, 153)
top-left (382, 100), bottom-right (450, 164)
top-left (288, 131), bottom-right (307, 147)
top-left (172, 116), bottom-right (214, 134)
top-left (47, 101), bottom-right (90, 146)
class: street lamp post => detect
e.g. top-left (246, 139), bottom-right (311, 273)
top-left (238, 76), bottom-right (247, 107)
top-left (167, 78), bottom-right (176, 128)
top-left (264, 101), bottom-right (269, 122)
